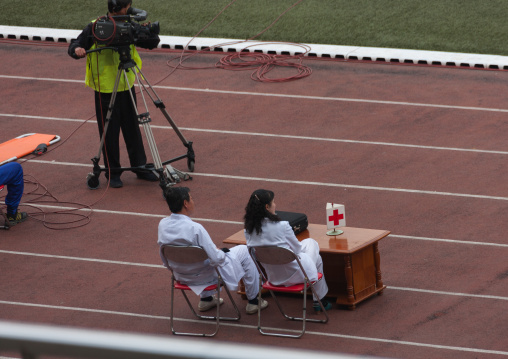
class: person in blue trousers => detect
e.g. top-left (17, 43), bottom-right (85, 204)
top-left (0, 162), bottom-right (28, 226)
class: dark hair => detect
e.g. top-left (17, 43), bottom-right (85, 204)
top-left (164, 186), bottom-right (190, 213)
top-left (244, 189), bottom-right (280, 235)
top-left (108, 0), bottom-right (132, 13)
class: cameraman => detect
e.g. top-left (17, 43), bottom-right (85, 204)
top-left (68, 0), bottom-right (160, 188)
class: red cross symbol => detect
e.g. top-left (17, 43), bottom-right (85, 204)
top-left (328, 209), bottom-right (344, 226)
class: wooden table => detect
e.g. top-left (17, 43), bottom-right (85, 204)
top-left (223, 224), bottom-right (390, 310)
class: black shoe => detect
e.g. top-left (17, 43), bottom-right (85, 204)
top-left (135, 171), bottom-right (158, 182)
top-left (108, 177), bottom-right (123, 188)
top-left (7, 211), bottom-right (28, 226)
top-left (313, 299), bottom-right (332, 312)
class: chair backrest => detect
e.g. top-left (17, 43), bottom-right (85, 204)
top-left (250, 246), bottom-right (298, 266)
top-left (160, 244), bottom-right (209, 267)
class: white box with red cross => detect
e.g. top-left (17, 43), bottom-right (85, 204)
top-left (326, 203), bottom-right (346, 230)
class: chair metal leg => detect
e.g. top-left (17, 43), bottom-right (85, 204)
top-left (307, 281), bottom-right (330, 324)
top-left (258, 287), bottom-right (305, 338)
top-left (220, 277), bottom-right (242, 322)
top-left (257, 276), bottom-right (328, 339)
top-left (170, 276), bottom-right (219, 337)
top-left (170, 275), bottom-right (240, 337)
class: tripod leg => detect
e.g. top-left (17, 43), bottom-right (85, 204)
top-left (86, 158), bottom-right (101, 190)
top-left (158, 105), bottom-right (195, 172)
top-left (129, 69), bottom-right (191, 188)
top-left (133, 65), bottom-right (196, 172)
top-left (128, 70), bottom-right (176, 188)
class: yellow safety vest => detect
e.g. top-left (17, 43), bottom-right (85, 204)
top-left (85, 21), bottom-right (142, 93)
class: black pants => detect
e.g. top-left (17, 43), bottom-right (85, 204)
top-left (94, 88), bottom-right (147, 177)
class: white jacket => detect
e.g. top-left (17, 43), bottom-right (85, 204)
top-left (158, 214), bottom-right (244, 294)
top-left (245, 219), bottom-right (319, 286)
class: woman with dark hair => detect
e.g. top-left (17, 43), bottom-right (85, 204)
top-left (244, 189), bottom-right (331, 311)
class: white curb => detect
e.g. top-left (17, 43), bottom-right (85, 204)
top-left (2, 25), bottom-right (508, 70)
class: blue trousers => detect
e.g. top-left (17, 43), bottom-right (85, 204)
top-left (0, 162), bottom-right (24, 215)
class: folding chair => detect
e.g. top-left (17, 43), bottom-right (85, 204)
top-left (249, 246), bottom-right (329, 338)
top-left (160, 244), bottom-right (241, 337)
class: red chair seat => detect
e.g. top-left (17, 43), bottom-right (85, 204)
top-left (262, 273), bottom-right (323, 293)
top-left (174, 280), bottom-right (218, 292)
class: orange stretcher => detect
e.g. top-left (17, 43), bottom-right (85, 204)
top-left (0, 133), bottom-right (60, 166)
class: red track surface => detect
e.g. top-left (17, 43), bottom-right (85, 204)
top-left (1, 41), bottom-right (508, 358)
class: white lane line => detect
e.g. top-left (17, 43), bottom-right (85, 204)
top-left (388, 286), bottom-right (508, 301)
top-left (156, 85), bottom-right (508, 114)
top-left (3, 112), bottom-right (508, 155)
top-left (390, 234), bottom-right (508, 248)
top-left (20, 203), bottom-right (241, 225)
top-left (21, 159), bottom-right (508, 202)
top-left (0, 300), bottom-right (507, 356)
top-left (0, 75), bottom-right (80, 83)
top-left (2, 250), bottom-right (508, 302)
top-left (3, 74), bottom-right (508, 113)
top-left (194, 172), bottom-right (508, 201)
top-left (0, 113), bottom-right (86, 123)
top-left (0, 250), bottom-right (164, 269)
top-left (177, 128), bottom-right (508, 156)
top-left (13, 203), bottom-right (508, 248)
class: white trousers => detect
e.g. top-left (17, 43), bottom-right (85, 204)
top-left (300, 238), bottom-right (329, 300)
top-left (201, 245), bottom-right (259, 301)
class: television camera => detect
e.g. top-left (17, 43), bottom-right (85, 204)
top-left (92, 7), bottom-right (160, 47)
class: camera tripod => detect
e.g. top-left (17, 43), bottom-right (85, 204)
top-left (86, 45), bottom-right (195, 192)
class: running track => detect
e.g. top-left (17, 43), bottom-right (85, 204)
top-left (1, 40), bottom-right (508, 358)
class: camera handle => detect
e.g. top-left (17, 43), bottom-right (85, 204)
top-left (87, 49), bottom-right (195, 192)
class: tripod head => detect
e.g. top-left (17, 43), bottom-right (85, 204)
top-left (115, 45), bottom-right (136, 68)
top-left (86, 45), bottom-right (136, 69)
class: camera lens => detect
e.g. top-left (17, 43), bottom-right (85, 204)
top-left (149, 21), bottom-right (160, 35)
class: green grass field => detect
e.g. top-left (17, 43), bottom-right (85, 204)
top-left (2, 0), bottom-right (508, 55)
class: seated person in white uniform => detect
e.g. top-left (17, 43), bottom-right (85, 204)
top-left (243, 189), bottom-right (332, 311)
top-left (158, 186), bottom-right (268, 314)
